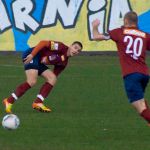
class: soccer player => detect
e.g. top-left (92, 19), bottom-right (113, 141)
top-left (92, 11), bottom-right (150, 124)
top-left (3, 40), bottom-right (83, 113)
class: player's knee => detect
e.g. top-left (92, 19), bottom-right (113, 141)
top-left (131, 99), bottom-right (146, 113)
top-left (27, 79), bottom-right (37, 87)
top-left (47, 74), bottom-right (57, 85)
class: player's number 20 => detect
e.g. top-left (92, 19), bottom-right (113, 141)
top-left (124, 35), bottom-right (143, 59)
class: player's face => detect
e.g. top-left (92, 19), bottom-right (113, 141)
top-left (69, 44), bottom-right (82, 56)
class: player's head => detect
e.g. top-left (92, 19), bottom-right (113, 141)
top-left (68, 41), bottom-right (83, 56)
top-left (124, 11), bottom-right (138, 27)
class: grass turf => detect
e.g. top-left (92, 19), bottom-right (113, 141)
top-left (0, 54), bottom-right (150, 150)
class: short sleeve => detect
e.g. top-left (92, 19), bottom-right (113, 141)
top-left (108, 28), bottom-right (120, 42)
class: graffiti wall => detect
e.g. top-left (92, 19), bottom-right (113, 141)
top-left (0, 0), bottom-right (150, 51)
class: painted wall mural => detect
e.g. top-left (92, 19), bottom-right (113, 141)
top-left (0, 0), bottom-right (150, 51)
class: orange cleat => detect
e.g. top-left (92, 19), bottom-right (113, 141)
top-left (32, 102), bottom-right (51, 113)
top-left (3, 98), bottom-right (13, 113)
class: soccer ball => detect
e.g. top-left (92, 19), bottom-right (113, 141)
top-left (2, 114), bottom-right (20, 130)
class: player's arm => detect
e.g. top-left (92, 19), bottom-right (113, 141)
top-left (92, 19), bottom-right (110, 41)
top-left (24, 41), bottom-right (50, 64)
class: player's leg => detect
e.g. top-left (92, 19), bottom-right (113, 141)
top-left (35, 69), bottom-right (56, 102)
top-left (124, 73), bottom-right (150, 124)
top-left (133, 75), bottom-right (150, 124)
top-left (131, 99), bottom-right (147, 113)
top-left (3, 48), bottom-right (39, 113)
top-left (32, 65), bottom-right (56, 112)
top-left (131, 99), bottom-right (150, 124)
top-left (3, 69), bottom-right (38, 113)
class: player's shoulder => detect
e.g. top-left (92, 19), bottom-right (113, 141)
top-left (49, 40), bottom-right (66, 46)
top-left (145, 33), bottom-right (150, 45)
top-left (49, 40), bottom-right (68, 51)
top-left (48, 40), bottom-right (62, 50)
top-left (108, 27), bottom-right (122, 34)
top-left (123, 27), bottom-right (149, 39)
top-left (139, 29), bottom-right (150, 39)
top-left (55, 41), bottom-right (68, 50)
top-left (145, 32), bottom-right (150, 38)
top-left (108, 27), bottom-right (122, 41)
top-left (49, 40), bottom-right (59, 45)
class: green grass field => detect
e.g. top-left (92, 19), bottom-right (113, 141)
top-left (0, 53), bottom-right (150, 150)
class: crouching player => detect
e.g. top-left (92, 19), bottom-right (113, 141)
top-left (3, 40), bottom-right (83, 113)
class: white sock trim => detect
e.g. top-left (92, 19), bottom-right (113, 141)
top-left (37, 94), bottom-right (44, 101)
top-left (11, 93), bottom-right (18, 100)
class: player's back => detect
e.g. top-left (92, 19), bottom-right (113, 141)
top-left (109, 27), bottom-right (150, 77)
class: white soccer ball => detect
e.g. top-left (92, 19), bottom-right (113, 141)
top-left (2, 114), bottom-right (20, 130)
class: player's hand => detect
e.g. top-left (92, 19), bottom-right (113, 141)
top-left (23, 54), bottom-right (33, 64)
top-left (92, 19), bottom-right (100, 28)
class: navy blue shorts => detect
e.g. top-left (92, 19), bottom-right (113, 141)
top-left (123, 73), bottom-right (149, 103)
top-left (22, 48), bottom-right (48, 75)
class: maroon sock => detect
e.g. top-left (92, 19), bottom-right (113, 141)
top-left (7, 82), bottom-right (31, 104)
top-left (141, 108), bottom-right (150, 123)
top-left (34, 97), bottom-right (43, 103)
top-left (7, 96), bottom-right (15, 104)
top-left (34, 82), bottom-right (53, 103)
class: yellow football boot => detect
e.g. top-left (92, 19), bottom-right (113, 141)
top-left (3, 98), bottom-right (13, 113)
top-left (32, 102), bottom-right (51, 113)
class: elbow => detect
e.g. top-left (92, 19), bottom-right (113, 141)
top-left (92, 35), bottom-right (97, 40)
top-left (92, 34), bottom-right (107, 41)
top-left (92, 35), bottom-right (98, 40)
top-left (92, 32), bottom-right (97, 39)
top-left (92, 36), bottom-right (102, 41)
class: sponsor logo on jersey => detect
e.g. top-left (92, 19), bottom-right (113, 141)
top-left (49, 55), bottom-right (57, 61)
top-left (50, 41), bottom-right (59, 50)
top-left (51, 41), bottom-right (55, 50)
top-left (123, 29), bottom-right (146, 38)
top-left (54, 43), bottom-right (59, 50)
